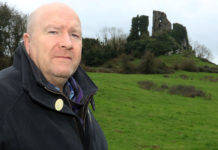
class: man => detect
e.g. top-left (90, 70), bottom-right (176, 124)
top-left (0, 2), bottom-right (107, 150)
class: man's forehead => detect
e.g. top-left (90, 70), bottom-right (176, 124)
top-left (38, 9), bottom-right (79, 22)
top-left (37, 13), bottom-right (80, 31)
top-left (43, 14), bottom-right (81, 27)
top-left (27, 3), bottom-right (81, 34)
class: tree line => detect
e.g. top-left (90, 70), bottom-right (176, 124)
top-left (82, 15), bottom-right (213, 69)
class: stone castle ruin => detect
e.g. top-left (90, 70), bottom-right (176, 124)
top-left (152, 10), bottom-right (189, 49)
top-left (152, 10), bottom-right (171, 37)
top-left (128, 10), bottom-right (190, 51)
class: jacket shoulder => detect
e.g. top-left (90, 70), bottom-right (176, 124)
top-left (0, 66), bottom-right (22, 91)
top-left (0, 66), bottom-right (23, 124)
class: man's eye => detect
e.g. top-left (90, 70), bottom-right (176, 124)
top-left (72, 34), bottom-right (80, 38)
top-left (48, 31), bottom-right (58, 34)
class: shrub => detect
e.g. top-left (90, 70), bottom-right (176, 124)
top-left (138, 52), bottom-right (172, 74)
top-left (138, 80), bottom-right (156, 90)
top-left (198, 66), bottom-right (218, 73)
top-left (201, 76), bottom-right (218, 82)
top-left (153, 59), bottom-right (172, 74)
top-left (138, 80), bottom-right (211, 99)
top-left (158, 83), bottom-right (169, 91)
top-left (104, 61), bottom-right (114, 69)
top-left (168, 85), bottom-right (206, 98)
top-left (171, 63), bottom-right (181, 70)
top-left (182, 49), bottom-right (195, 57)
top-left (138, 51), bottom-right (155, 74)
top-left (163, 74), bottom-right (170, 78)
top-left (120, 54), bottom-right (136, 74)
top-left (180, 60), bottom-right (198, 72)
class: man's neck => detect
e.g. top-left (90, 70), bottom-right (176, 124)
top-left (44, 74), bottom-right (68, 92)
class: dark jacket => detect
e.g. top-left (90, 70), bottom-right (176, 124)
top-left (0, 43), bottom-right (107, 150)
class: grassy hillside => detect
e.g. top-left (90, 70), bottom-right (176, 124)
top-left (158, 54), bottom-right (217, 68)
top-left (88, 71), bottom-right (218, 150)
top-left (97, 54), bottom-right (218, 74)
top-left (131, 54), bottom-right (217, 67)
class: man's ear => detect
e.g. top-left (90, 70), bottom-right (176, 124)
top-left (23, 33), bottom-right (30, 55)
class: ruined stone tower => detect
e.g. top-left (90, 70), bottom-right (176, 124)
top-left (152, 10), bottom-right (171, 37)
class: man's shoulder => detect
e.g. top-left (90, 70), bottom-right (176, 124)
top-left (0, 66), bottom-right (21, 87)
top-left (0, 66), bottom-right (23, 123)
top-left (0, 65), bottom-right (22, 99)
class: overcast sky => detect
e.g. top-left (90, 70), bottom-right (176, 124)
top-left (1, 0), bottom-right (218, 64)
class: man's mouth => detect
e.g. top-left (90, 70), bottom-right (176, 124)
top-left (55, 56), bottom-right (72, 60)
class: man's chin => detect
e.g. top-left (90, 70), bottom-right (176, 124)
top-left (52, 69), bottom-right (76, 79)
top-left (54, 74), bottom-right (70, 79)
top-left (52, 65), bottom-right (79, 78)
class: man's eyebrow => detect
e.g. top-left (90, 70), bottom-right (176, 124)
top-left (44, 24), bottom-right (82, 35)
top-left (44, 25), bottom-right (64, 30)
top-left (70, 27), bottom-right (82, 34)
top-left (71, 28), bottom-right (81, 33)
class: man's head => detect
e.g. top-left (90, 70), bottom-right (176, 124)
top-left (23, 3), bottom-right (82, 90)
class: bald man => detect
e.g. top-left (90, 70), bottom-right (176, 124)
top-left (0, 3), bottom-right (107, 150)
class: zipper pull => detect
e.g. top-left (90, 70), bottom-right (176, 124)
top-left (90, 97), bottom-right (95, 111)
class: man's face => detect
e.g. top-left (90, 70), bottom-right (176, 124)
top-left (25, 8), bottom-right (82, 81)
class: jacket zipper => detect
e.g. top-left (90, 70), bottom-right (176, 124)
top-left (73, 117), bottom-right (86, 149)
top-left (82, 93), bottom-right (95, 131)
top-left (43, 86), bottom-right (89, 149)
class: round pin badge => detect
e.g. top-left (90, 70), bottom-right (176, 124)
top-left (55, 98), bottom-right (64, 111)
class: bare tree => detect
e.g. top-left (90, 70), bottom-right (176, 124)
top-left (192, 41), bottom-right (213, 61)
top-left (97, 27), bottom-right (127, 54)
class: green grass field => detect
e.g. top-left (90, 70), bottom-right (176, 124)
top-left (88, 71), bottom-right (218, 150)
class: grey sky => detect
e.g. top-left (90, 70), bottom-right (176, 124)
top-left (1, 0), bottom-right (218, 64)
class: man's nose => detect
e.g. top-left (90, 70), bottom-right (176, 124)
top-left (60, 33), bottom-right (73, 50)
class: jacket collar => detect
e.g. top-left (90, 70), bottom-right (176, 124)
top-left (13, 43), bottom-right (98, 113)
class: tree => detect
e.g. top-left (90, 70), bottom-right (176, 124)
top-left (146, 33), bottom-right (180, 56)
top-left (0, 3), bottom-right (27, 64)
top-left (98, 27), bottom-right (127, 55)
top-left (82, 37), bottom-right (117, 66)
top-left (82, 38), bottom-right (102, 66)
top-left (192, 41), bottom-right (213, 61)
top-left (125, 39), bottom-right (150, 57)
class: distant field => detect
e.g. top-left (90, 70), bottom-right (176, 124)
top-left (89, 71), bottom-right (218, 150)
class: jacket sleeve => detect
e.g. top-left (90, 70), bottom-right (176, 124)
top-left (0, 118), bottom-right (18, 149)
top-left (0, 124), bottom-right (3, 149)
top-left (0, 120), bottom-right (7, 149)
